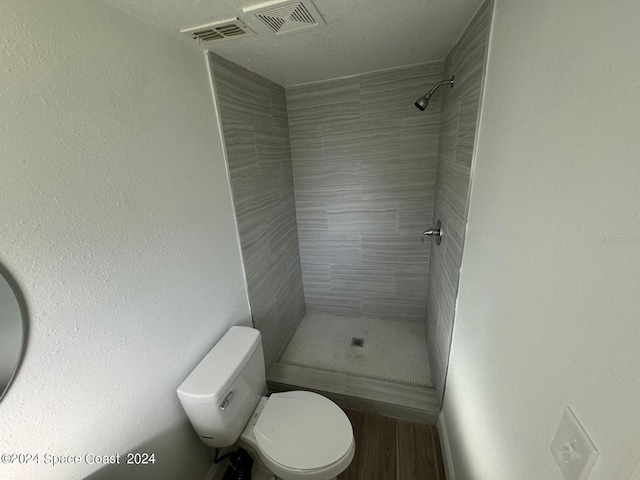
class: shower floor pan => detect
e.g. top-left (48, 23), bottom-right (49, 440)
top-left (267, 311), bottom-right (438, 424)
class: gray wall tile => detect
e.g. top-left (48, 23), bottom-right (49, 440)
top-left (425, 1), bottom-right (492, 399)
top-left (209, 53), bottom-right (306, 367)
top-left (287, 62), bottom-right (444, 323)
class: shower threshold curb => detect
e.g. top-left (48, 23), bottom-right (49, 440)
top-left (267, 363), bottom-right (439, 425)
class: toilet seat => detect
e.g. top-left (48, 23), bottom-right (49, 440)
top-left (253, 391), bottom-right (355, 480)
top-left (257, 438), bottom-right (355, 480)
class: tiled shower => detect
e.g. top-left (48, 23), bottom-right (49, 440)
top-left (209, 55), bottom-right (306, 369)
top-left (286, 62), bottom-right (442, 322)
top-left (210, 0), bottom-right (490, 413)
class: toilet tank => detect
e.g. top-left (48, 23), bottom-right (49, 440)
top-left (177, 326), bottom-right (266, 447)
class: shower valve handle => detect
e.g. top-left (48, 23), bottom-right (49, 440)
top-left (420, 229), bottom-right (440, 241)
top-left (420, 220), bottom-right (443, 245)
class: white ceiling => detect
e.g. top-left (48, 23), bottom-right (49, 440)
top-left (100, 0), bottom-right (485, 86)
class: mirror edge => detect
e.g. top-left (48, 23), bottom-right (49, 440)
top-left (0, 262), bottom-right (29, 403)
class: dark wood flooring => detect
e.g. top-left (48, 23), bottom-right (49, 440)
top-left (338, 409), bottom-right (446, 480)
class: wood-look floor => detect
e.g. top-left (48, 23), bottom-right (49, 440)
top-left (338, 409), bottom-right (446, 480)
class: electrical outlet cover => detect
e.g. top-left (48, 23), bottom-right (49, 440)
top-left (551, 406), bottom-right (599, 480)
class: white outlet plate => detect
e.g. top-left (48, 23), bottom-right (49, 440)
top-left (551, 406), bottom-right (599, 480)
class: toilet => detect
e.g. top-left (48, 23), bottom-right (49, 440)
top-left (177, 326), bottom-right (355, 480)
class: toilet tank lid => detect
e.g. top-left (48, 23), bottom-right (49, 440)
top-left (177, 326), bottom-right (261, 404)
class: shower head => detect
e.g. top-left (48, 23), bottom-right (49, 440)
top-left (415, 95), bottom-right (430, 111)
top-left (415, 75), bottom-right (455, 111)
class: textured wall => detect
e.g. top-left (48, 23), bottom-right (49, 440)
top-left (0, 2), bottom-right (252, 479)
top-left (209, 54), bottom-right (306, 367)
top-left (287, 63), bottom-right (444, 323)
top-left (425, 1), bottom-right (491, 398)
top-left (441, 0), bottom-right (640, 477)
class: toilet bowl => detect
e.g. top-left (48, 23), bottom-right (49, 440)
top-left (177, 326), bottom-right (355, 480)
top-left (240, 393), bottom-right (355, 480)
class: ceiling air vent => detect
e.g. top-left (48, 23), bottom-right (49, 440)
top-left (242, 0), bottom-right (325, 36)
top-left (181, 18), bottom-right (255, 45)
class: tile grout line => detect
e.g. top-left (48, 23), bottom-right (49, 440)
top-left (395, 419), bottom-right (400, 480)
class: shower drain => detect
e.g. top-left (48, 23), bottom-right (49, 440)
top-left (351, 337), bottom-right (364, 347)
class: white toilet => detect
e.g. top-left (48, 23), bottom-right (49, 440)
top-left (177, 326), bottom-right (355, 480)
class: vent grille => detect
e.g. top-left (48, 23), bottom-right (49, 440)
top-left (257, 3), bottom-right (315, 33)
top-left (243, 0), bottom-right (325, 36)
top-left (181, 18), bottom-right (255, 45)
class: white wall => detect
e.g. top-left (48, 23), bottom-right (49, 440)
top-left (441, 0), bottom-right (640, 478)
top-left (0, 1), bottom-right (251, 479)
